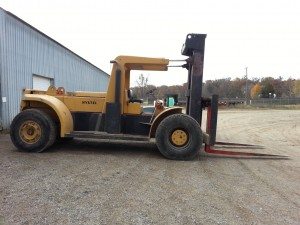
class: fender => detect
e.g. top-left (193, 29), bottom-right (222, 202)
top-left (22, 94), bottom-right (73, 137)
top-left (149, 107), bottom-right (183, 138)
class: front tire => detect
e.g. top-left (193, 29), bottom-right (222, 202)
top-left (10, 109), bottom-right (57, 152)
top-left (155, 114), bottom-right (203, 160)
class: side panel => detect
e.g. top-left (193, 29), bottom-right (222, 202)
top-left (149, 107), bottom-right (183, 138)
top-left (61, 96), bottom-right (105, 113)
top-left (72, 112), bottom-right (101, 131)
top-left (121, 114), bottom-right (152, 135)
top-left (22, 94), bottom-right (73, 137)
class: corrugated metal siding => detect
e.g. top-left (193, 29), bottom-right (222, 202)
top-left (0, 8), bottom-right (109, 129)
top-left (0, 10), bottom-right (5, 129)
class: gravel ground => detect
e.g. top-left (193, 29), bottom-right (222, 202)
top-left (0, 109), bottom-right (299, 225)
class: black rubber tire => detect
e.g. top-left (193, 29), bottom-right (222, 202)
top-left (155, 114), bottom-right (203, 160)
top-left (10, 109), bottom-right (57, 152)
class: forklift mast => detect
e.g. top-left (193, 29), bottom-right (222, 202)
top-left (182, 34), bottom-right (206, 125)
top-left (182, 34), bottom-right (218, 145)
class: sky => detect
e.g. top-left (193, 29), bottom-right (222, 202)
top-left (1, 0), bottom-right (300, 87)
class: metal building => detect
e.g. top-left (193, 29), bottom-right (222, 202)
top-left (0, 7), bottom-right (109, 130)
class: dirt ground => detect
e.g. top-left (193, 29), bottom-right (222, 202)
top-left (0, 109), bottom-right (299, 225)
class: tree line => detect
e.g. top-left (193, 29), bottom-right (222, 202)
top-left (132, 74), bottom-right (300, 101)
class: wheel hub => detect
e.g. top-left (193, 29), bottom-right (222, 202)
top-left (170, 129), bottom-right (188, 147)
top-left (19, 121), bottom-right (42, 144)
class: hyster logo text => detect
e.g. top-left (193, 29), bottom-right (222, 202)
top-left (82, 100), bottom-right (97, 105)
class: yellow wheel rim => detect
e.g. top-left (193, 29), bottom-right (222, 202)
top-left (170, 129), bottom-right (188, 147)
top-left (19, 120), bottom-right (42, 144)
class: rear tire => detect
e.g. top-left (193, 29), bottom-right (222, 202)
top-left (155, 114), bottom-right (203, 160)
top-left (10, 109), bottom-right (57, 152)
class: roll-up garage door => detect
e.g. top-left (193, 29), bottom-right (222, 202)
top-left (32, 75), bottom-right (52, 91)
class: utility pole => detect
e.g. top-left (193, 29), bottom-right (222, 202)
top-left (245, 67), bottom-right (249, 105)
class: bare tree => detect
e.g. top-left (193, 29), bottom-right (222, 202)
top-left (136, 74), bottom-right (149, 99)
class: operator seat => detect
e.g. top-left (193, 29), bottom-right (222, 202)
top-left (127, 90), bottom-right (143, 103)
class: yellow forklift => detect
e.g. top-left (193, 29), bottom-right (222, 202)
top-left (10, 34), bottom-right (285, 159)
